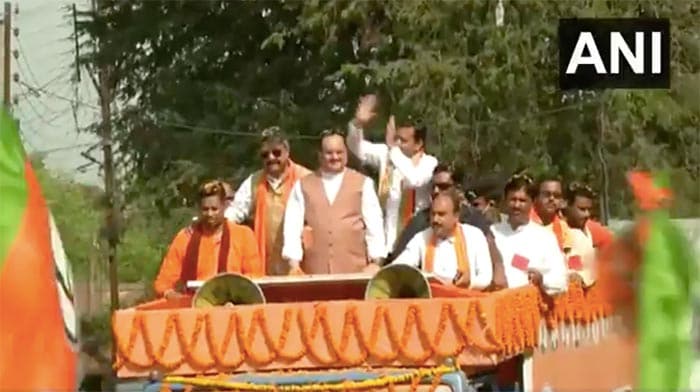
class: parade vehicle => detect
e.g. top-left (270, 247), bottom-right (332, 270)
top-left (112, 262), bottom-right (635, 392)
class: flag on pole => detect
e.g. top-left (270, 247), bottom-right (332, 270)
top-left (628, 171), bottom-right (697, 391)
top-left (598, 171), bottom-right (697, 390)
top-left (0, 109), bottom-right (79, 389)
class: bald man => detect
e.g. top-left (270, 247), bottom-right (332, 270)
top-left (282, 130), bottom-right (386, 275)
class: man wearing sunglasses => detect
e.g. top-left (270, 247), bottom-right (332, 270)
top-left (388, 164), bottom-right (507, 288)
top-left (346, 95), bottom-right (438, 254)
top-left (224, 127), bottom-right (311, 275)
top-left (282, 129), bottom-right (386, 275)
top-left (530, 176), bottom-right (573, 253)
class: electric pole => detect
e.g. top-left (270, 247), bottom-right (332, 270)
top-left (2, 1), bottom-right (11, 109)
top-left (92, 0), bottom-right (119, 313)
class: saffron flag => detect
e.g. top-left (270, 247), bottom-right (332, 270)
top-left (630, 172), bottom-right (697, 391)
top-left (0, 109), bottom-right (79, 389)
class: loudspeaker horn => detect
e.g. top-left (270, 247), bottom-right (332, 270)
top-left (365, 264), bottom-right (432, 300)
top-left (192, 273), bottom-right (266, 308)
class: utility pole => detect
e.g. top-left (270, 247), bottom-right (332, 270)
top-left (91, 2), bottom-right (119, 388)
top-left (92, 0), bottom-right (119, 313)
top-left (2, 1), bottom-right (11, 109)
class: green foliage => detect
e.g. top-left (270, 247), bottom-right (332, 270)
top-left (33, 155), bottom-right (189, 283)
top-left (73, 0), bottom-right (699, 227)
top-left (117, 203), bottom-right (193, 283)
top-left (33, 157), bottom-right (102, 279)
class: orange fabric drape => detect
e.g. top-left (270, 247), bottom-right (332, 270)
top-left (252, 162), bottom-right (301, 271)
top-left (424, 224), bottom-right (470, 278)
top-left (530, 209), bottom-right (568, 250)
top-left (586, 220), bottom-right (614, 249)
top-left (401, 188), bottom-right (416, 227)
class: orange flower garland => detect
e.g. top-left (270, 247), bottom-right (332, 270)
top-left (114, 283), bottom-right (614, 376)
top-left (115, 297), bottom-right (513, 373)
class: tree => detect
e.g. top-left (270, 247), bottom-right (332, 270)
top-left (75, 0), bottom-right (699, 219)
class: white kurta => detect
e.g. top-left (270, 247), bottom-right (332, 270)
top-left (281, 170), bottom-right (387, 263)
top-left (489, 221), bottom-right (568, 296)
top-left (394, 223), bottom-right (493, 290)
top-left (346, 122), bottom-right (437, 252)
top-left (568, 226), bottom-right (597, 286)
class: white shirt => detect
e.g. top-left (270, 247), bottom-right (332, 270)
top-left (489, 221), bottom-right (568, 296)
top-left (568, 226), bottom-right (597, 286)
top-left (281, 169), bottom-right (387, 262)
top-left (224, 173), bottom-right (285, 223)
top-left (394, 223), bottom-right (493, 290)
top-left (346, 122), bottom-right (437, 252)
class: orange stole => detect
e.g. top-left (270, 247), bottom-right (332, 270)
top-left (423, 224), bottom-right (470, 278)
top-left (530, 209), bottom-right (567, 250)
top-left (252, 162), bottom-right (300, 272)
top-left (402, 188), bottom-right (416, 224)
top-left (378, 151), bottom-right (420, 240)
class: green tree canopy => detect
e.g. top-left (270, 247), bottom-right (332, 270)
top-left (75, 0), bottom-right (699, 218)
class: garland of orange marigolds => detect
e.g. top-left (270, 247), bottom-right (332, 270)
top-left (114, 283), bottom-right (612, 373)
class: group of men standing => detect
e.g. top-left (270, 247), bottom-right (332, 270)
top-left (154, 94), bottom-right (614, 301)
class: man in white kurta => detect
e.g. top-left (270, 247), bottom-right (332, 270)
top-left (490, 221), bottom-right (568, 295)
top-left (346, 95), bottom-right (438, 253)
top-left (224, 129), bottom-right (310, 274)
top-left (282, 131), bottom-right (386, 274)
top-left (394, 191), bottom-right (493, 289)
top-left (562, 183), bottom-right (604, 287)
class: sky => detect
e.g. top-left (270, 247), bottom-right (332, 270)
top-left (10, 0), bottom-right (101, 187)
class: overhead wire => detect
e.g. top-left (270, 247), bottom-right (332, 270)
top-left (14, 79), bottom-right (599, 141)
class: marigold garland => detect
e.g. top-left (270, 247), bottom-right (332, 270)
top-left (159, 365), bottom-right (456, 391)
top-left (114, 282), bottom-right (613, 374)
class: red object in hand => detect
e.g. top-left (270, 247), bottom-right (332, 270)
top-left (568, 255), bottom-right (584, 271)
top-left (511, 254), bottom-right (529, 271)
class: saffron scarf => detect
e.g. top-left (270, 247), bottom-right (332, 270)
top-left (252, 161), bottom-right (301, 270)
top-left (378, 153), bottom-right (419, 240)
top-left (180, 221), bottom-right (231, 285)
top-left (423, 224), bottom-right (470, 280)
top-left (530, 208), bottom-right (569, 251)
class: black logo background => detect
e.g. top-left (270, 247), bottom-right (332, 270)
top-left (558, 18), bottom-right (670, 90)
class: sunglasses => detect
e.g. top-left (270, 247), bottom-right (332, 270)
top-left (260, 148), bottom-right (283, 159)
top-left (432, 182), bottom-right (453, 191)
top-left (539, 190), bottom-right (562, 199)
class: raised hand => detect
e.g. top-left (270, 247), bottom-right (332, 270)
top-left (354, 94), bottom-right (378, 128)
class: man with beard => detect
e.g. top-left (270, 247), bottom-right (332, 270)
top-left (530, 176), bottom-right (572, 252)
top-left (225, 128), bottom-right (310, 275)
top-left (393, 189), bottom-right (493, 290)
top-left (562, 182), bottom-right (615, 287)
top-left (282, 130), bottom-right (386, 275)
top-left (155, 180), bottom-right (262, 299)
top-left (490, 174), bottom-right (567, 295)
top-left (346, 95), bottom-right (438, 253)
top-left (389, 164), bottom-right (507, 288)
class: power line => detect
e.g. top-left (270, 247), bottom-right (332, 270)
top-left (14, 79), bottom-right (600, 141)
top-left (35, 142), bottom-right (96, 155)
